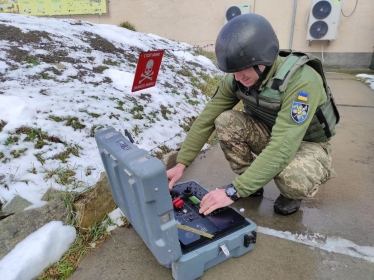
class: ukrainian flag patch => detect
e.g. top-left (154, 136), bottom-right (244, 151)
top-left (297, 91), bottom-right (309, 102)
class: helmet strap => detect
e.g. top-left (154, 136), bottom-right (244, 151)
top-left (249, 88), bottom-right (260, 108)
top-left (241, 65), bottom-right (270, 108)
top-left (236, 81), bottom-right (261, 108)
top-left (253, 65), bottom-right (270, 89)
top-left (253, 65), bottom-right (264, 80)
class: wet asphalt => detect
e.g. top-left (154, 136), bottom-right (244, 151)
top-left (70, 72), bottom-right (374, 280)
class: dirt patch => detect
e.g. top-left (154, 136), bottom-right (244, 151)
top-left (185, 60), bottom-right (207, 72)
top-left (5, 50), bottom-right (84, 65)
top-left (69, 69), bottom-right (90, 82)
top-left (83, 31), bottom-right (123, 54)
top-left (164, 51), bottom-right (179, 64)
top-left (139, 93), bottom-right (152, 102)
top-left (41, 66), bottom-right (63, 76)
top-left (0, 24), bottom-right (51, 44)
top-left (36, 53), bottom-right (82, 64)
top-left (0, 120), bottom-right (7, 132)
top-left (162, 81), bottom-right (174, 90)
top-left (6, 47), bottom-right (29, 63)
top-left (122, 49), bottom-right (140, 64)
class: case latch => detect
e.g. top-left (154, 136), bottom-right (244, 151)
top-left (244, 231), bottom-right (257, 247)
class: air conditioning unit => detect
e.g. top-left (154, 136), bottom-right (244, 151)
top-left (225, 4), bottom-right (250, 24)
top-left (306, 0), bottom-right (342, 43)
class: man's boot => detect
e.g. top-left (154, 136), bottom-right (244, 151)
top-left (249, 187), bottom-right (264, 197)
top-left (273, 194), bottom-right (302, 215)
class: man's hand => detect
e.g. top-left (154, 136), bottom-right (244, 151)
top-left (166, 163), bottom-right (186, 189)
top-left (199, 189), bottom-right (234, 215)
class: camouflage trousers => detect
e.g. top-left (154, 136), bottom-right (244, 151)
top-left (214, 110), bottom-right (336, 198)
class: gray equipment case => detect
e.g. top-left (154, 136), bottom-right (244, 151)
top-left (95, 126), bottom-right (257, 280)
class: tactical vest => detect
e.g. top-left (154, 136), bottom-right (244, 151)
top-left (235, 49), bottom-right (340, 142)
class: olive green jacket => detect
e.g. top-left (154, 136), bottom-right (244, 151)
top-left (176, 56), bottom-right (328, 197)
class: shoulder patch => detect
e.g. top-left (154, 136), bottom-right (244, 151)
top-left (291, 101), bottom-right (309, 123)
top-left (297, 91), bottom-right (309, 102)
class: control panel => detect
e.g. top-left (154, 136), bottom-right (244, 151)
top-left (171, 181), bottom-right (250, 253)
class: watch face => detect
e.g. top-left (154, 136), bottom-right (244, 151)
top-left (226, 186), bottom-right (236, 196)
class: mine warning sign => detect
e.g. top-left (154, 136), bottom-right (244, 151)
top-left (132, 50), bottom-right (164, 92)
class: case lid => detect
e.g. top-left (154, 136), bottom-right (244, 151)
top-left (95, 126), bottom-right (182, 265)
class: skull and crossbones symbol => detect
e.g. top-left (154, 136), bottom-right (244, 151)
top-left (139, 59), bottom-right (154, 84)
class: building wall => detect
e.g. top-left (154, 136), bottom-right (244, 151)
top-left (70, 0), bottom-right (374, 69)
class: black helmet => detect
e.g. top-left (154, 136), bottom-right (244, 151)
top-left (215, 14), bottom-right (279, 73)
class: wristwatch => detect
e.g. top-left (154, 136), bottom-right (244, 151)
top-left (225, 184), bottom-right (241, 201)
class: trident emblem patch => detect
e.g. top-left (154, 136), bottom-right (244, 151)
top-left (291, 101), bottom-right (309, 123)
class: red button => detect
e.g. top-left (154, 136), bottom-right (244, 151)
top-left (172, 197), bottom-right (184, 208)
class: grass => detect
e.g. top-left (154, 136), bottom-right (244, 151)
top-left (66, 117), bottom-right (86, 131)
top-left (43, 166), bottom-right (77, 186)
top-left (152, 145), bottom-right (172, 159)
top-left (160, 104), bottom-right (172, 120)
top-left (129, 102), bottom-right (144, 119)
top-left (132, 124), bottom-right (141, 136)
top-left (89, 124), bottom-right (104, 137)
top-left (352, 72), bottom-right (374, 89)
top-left (118, 21), bottom-right (136, 31)
top-left (325, 69), bottom-right (374, 87)
top-left (10, 148), bottom-right (28, 158)
top-left (21, 127), bottom-right (48, 142)
top-left (79, 109), bottom-right (101, 118)
top-left (52, 150), bottom-right (74, 163)
top-left (2, 124), bottom-right (89, 185)
top-left (103, 59), bottom-right (119, 66)
top-left (176, 67), bottom-right (193, 78)
top-left (194, 47), bottom-right (217, 67)
top-left (35, 152), bottom-right (46, 165)
top-left (92, 65), bottom-right (109, 73)
top-left (325, 69), bottom-right (374, 75)
top-left (115, 100), bottom-right (126, 112)
top-left (179, 116), bottom-right (196, 133)
top-left (23, 56), bottom-right (40, 66)
top-left (38, 190), bottom-right (131, 280)
top-left (42, 163), bottom-right (86, 188)
top-left (198, 72), bottom-right (223, 97)
top-left (10, 125), bottom-right (64, 150)
top-left (28, 164), bottom-right (37, 174)
top-left (41, 73), bottom-right (50, 80)
top-left (38, 221), bottom-right (109, 279)
top-left (4, 136), bottom-right (19, 146)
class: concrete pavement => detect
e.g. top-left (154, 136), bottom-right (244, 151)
top-left (70, 72), bottom-right (374, 280)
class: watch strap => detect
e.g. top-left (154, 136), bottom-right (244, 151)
top-left (225, 184), bottom-right (240, 201)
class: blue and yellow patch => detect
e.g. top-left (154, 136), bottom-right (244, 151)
top-left (291, 101), bottom-right (309, 123)
top-left (297, 91), bottom-right (309, 102)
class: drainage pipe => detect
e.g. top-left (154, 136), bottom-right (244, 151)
top-left (289, 0), bottom-right (298, 49)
